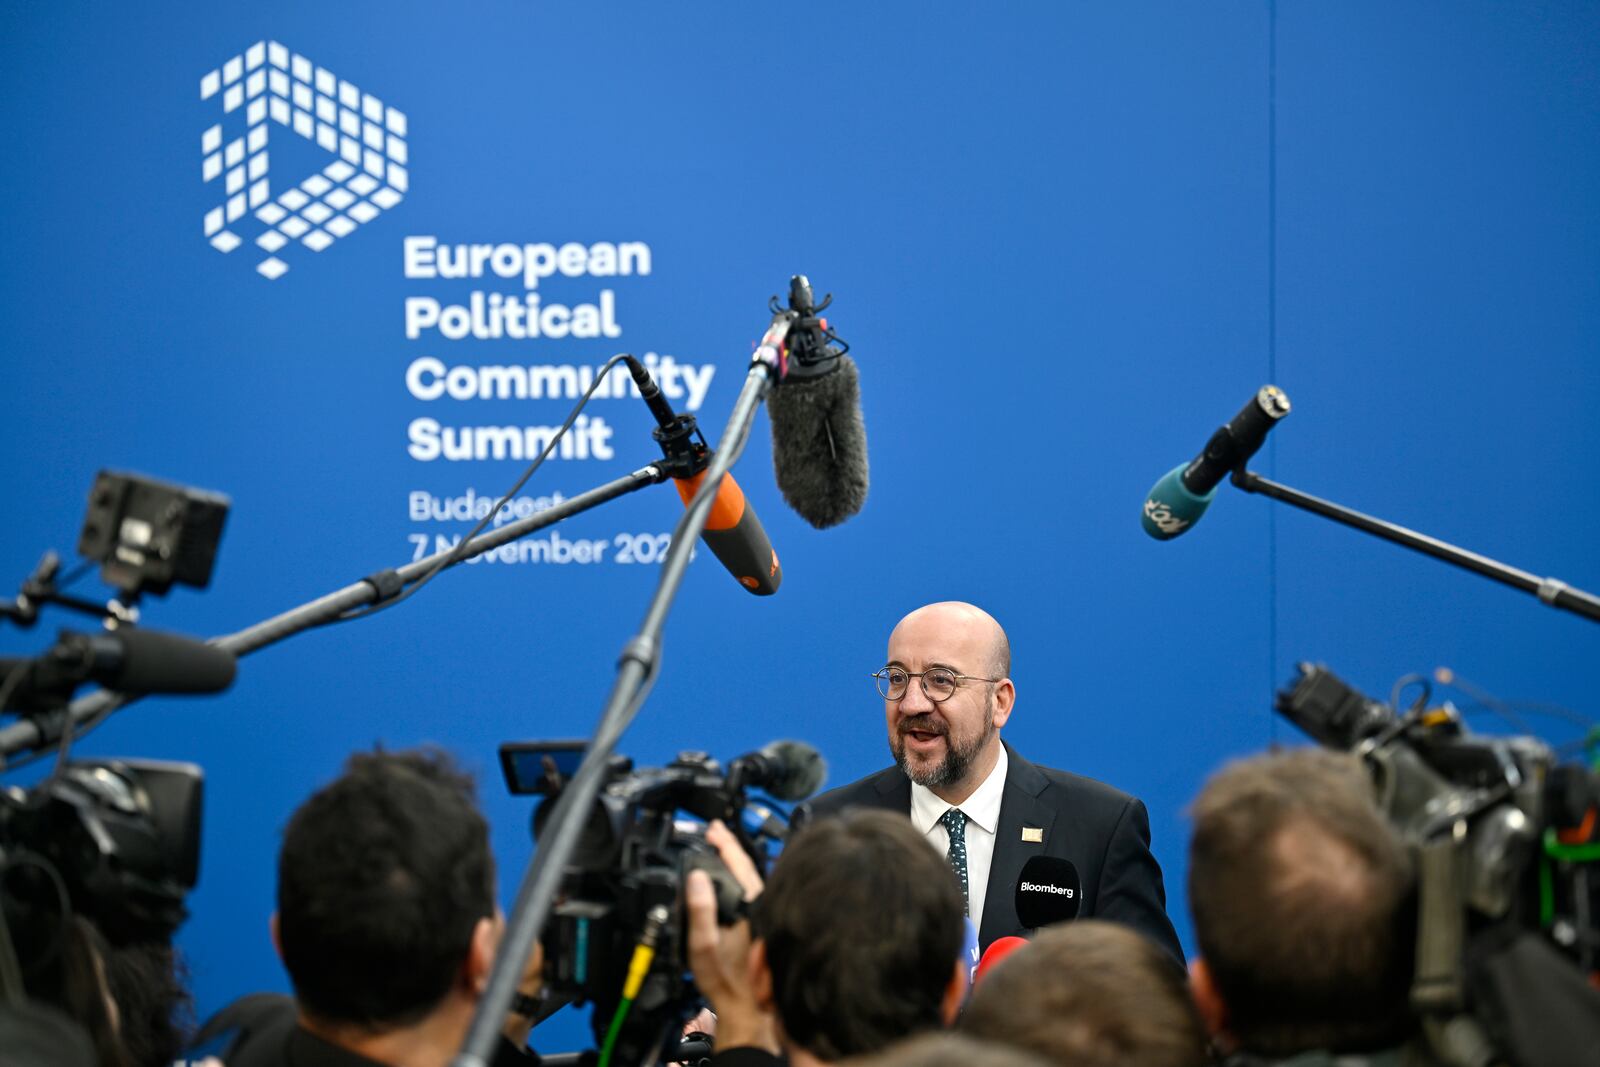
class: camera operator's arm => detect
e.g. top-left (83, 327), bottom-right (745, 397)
top-left (686, 820), bottom-right (776, 1055)
top-left (499, 935), bottom-right (545, 1053)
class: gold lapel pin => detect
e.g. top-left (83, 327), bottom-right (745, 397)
top-left (1021, 827), bottom-right (1044, 843)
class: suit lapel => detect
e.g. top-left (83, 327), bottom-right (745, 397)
top-left (870, 766), bottom-right (912, 812)
top-left (979, 745), bottom-right (1058, 947)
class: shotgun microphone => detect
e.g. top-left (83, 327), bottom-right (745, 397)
top-left (767, 276), bottom-right (869, 529)
top-left (0, 628), bottom-right (236, 710)
top-left (627, 357), bottom-right (782, 595)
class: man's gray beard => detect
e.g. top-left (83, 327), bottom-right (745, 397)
top-left (892, 696), bottom-right (995, 791)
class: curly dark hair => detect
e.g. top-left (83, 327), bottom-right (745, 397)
top-left (103, 940), bottom-right (194, 1067)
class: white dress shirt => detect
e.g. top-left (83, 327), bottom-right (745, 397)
top-left (909, 744), bottom-right (1008, 933)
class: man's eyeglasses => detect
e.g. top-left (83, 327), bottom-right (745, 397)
top-left (871, 666), bottom-right (1001, 703)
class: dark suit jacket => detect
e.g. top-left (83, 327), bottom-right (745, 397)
top-left (805, 742), bottom-right (1183, 961)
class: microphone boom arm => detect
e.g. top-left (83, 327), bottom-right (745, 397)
top-left (1231, 467), bottom-right (1600, 624)
top-left (452, 315), bottom-right (792, 1067)
top-left (0, 464), bottom-right (673, 768)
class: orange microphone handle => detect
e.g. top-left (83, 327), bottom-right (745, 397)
top-left (674, 471), bottom-right (782, 596)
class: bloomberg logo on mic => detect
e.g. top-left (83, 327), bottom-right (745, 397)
top-left (1016, 856), bottom-right (1081, 929)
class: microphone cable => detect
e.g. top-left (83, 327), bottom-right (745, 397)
top-left (323, 353), bottom-right (635, 626)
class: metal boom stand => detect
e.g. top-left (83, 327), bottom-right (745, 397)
top-left (451, 314), bottom-right (793, 1067)
top-left (0, 463), bottom-right (673, 766)
top-left (1230, 468), bottom-right (1600, 624)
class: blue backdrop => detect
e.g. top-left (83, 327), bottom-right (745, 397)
top-left (3, 1), bottom-right (1597, 1051)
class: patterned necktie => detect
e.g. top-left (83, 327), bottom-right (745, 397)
top-left (941, 807), bottom-right (970, 917)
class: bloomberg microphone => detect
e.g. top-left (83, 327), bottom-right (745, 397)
top-left (1141, 385), bottom-right (1291, 540)
top-left (1015, 855), bottom-right (1081, 931)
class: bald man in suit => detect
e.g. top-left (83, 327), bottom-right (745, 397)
top-left (807, 601), bottom-right (1182, 960)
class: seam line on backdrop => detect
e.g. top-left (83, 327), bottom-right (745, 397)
top-left (1267, 0), bottom-right (1280, 747)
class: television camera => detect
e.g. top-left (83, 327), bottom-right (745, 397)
top-left (499, 738), bottom-right (826, 1067)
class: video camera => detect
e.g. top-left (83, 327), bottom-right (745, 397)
top-left (1278, 664), bottom-right (1598, 960)
top-left (0, 759), bottom-right (203, 948)
top-left (1277, 663), bottom-right (1600, 1066)
top-left (2, 470), bottom-right (230, 998)
top-left (499, 738), bottom-right (826, 1066)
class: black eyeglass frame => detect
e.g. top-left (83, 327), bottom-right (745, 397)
top-left (870, 666), bottom-right (1003, 702)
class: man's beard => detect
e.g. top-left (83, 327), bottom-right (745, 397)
top-left (891, 693), bottom-right (995, 791)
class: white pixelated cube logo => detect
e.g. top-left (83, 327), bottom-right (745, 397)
top-left (200, 41), bottom-right (407, 280)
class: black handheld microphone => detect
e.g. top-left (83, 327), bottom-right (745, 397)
top-left (627, 357), bottom-right (783, 595)
top-left (1141, 385), bottom-right (1291, 540)
top-left (1015, 855), bottom-right (1081, 930)
top-left (767, 276), bottom-right (869, 529)
top-left (1, 628), bottom-right (237, 710)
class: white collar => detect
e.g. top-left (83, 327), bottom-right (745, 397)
top-left (910, 742), bottom-right (1008, 834)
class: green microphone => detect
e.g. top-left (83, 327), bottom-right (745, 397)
top-left (1141, 385), bottom-right (1291, 540)
top-left (1142, 465), bottom-right (1218, 540)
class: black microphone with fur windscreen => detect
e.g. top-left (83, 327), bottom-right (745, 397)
top-left (766, 276), bottom-right (869, 529)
